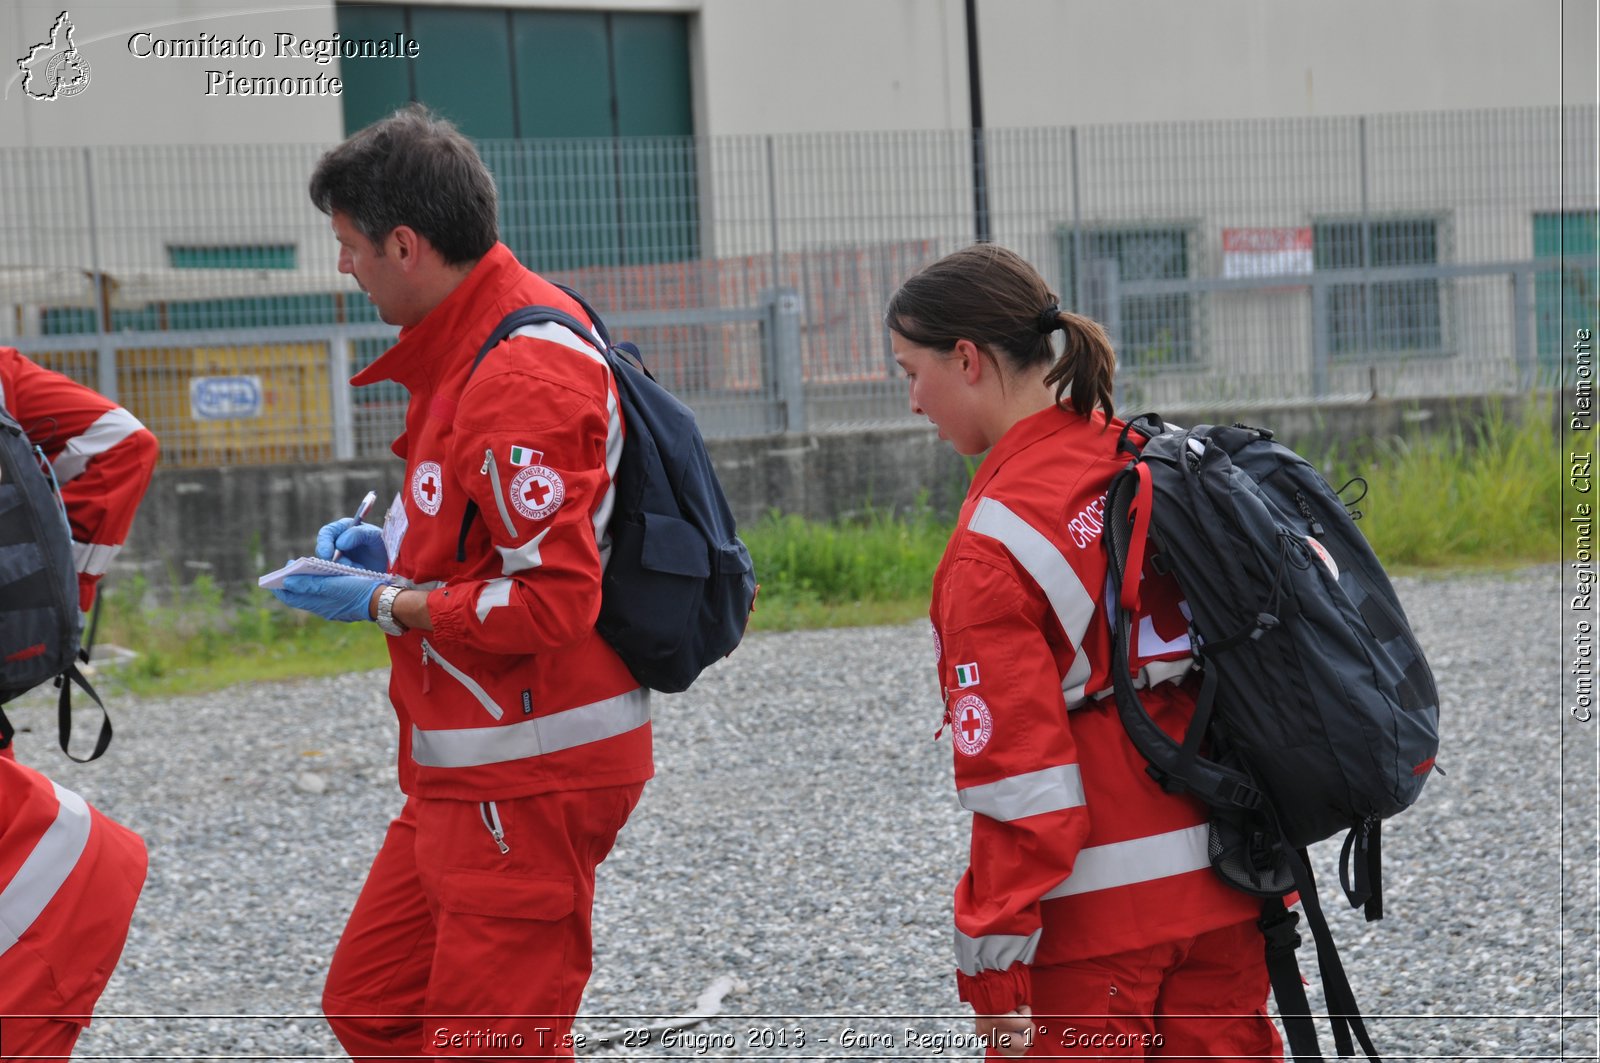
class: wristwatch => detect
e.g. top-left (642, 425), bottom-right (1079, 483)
top-left (374, 585), bottom-right (406, 637)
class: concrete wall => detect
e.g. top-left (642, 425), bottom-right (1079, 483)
top-left (113, 391), bottom-right (1556, 595)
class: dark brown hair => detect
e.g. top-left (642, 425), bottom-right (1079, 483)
top-left (884, 243), bottom-right (1116, 420)
top-left (309, 103), bottom-right (498, 267)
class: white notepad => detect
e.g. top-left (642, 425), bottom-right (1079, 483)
top-left (258, 556), bottom-right (399, 591)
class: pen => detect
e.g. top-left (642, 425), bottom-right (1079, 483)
top-left (331, 490), bottom-right (379, 562)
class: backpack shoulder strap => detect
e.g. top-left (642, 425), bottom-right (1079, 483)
top-left (1103, 455), bottom-right (1264, 812)
top-left (467, 304), bottom-right (607, 380)
top-left (454, 302), bottom-right (611, 564)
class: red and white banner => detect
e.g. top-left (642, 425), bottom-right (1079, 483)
top-left (1222, 227), bottom-right (1313, 279)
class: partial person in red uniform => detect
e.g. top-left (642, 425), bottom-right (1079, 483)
top-left (0, 352), bottom-right (156, 1058)
top-left (272, 105), bottom-right (651, 1060)
top-left (0, 347), bottom-right (159, 612)
top-left (887, 244), bottom-right (1284, 1060)
top-left (0, 757), bottom-right (147, 1060)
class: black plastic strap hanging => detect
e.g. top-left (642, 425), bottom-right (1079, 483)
top-left (1340, 818), bottom-right (1385, 922)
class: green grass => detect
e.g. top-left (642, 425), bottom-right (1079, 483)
top-left (741, 503), bottom-right (953, 632)
top-left (1321, 404), bottom-right (1578, 572)
top-left (94, 574), bottom-right (390, 698)
top-left (88, 412), bottom-right (1578, 698)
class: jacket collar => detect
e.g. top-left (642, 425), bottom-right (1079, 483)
top-left (966, 403), bottom-right (1114, 500)
top-left (350, 242), bottom-right (524, 390)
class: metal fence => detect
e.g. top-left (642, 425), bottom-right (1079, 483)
top-left (0, 106), bottom-right (1593, 467)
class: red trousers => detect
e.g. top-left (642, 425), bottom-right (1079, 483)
top-left (0, 1018), bottom-right (83, 1062)
top-left (322, 784), bottom-right (643, 1061)
top-left (1004, 919), bottom-right (1283, 1061)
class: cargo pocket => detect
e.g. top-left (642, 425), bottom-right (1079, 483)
top-left (436, 870), bottom-right (578, 981)
top-left (1028, 962), bottom-right (1148, 1058)
top-left (439, 869), bottom-right (576, 921)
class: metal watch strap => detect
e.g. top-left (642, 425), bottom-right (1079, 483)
top-left (375, 585), bottom-right (405, 637)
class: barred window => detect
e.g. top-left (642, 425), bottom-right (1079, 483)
top-left (1060, 226), bottom-right (1197, 368)
top-left (1313, 218), bottom-right (1443, 356)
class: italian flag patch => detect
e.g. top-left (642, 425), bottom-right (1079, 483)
top-left (509, 445), bottom-right (539, 467)
top-left (954, 662), bottom-right (980, 688)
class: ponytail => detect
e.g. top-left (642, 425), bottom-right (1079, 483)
top-left (1042, 310), bottom-right (1116, 421)
top-left (885, 244), bottom-right (1120, 422)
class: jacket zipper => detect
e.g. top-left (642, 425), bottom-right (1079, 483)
top-left (480, 448), bottom-right (519, 538)
top-left (419, 637), bottom-right (504, 720)
top-left (479, 801), bottom-right (510, 853)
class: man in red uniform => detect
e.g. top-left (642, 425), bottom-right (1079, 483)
top-left (273, 105), bottom-right (651, 1060)
top-left (0, 349), bottom-right (157, 1058)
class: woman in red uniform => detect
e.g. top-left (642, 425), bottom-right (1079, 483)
top-left (887, 245), bottom-right (1282, 1060)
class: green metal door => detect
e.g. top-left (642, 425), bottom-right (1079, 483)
top-left (1535, 211), bottom-right (1599, 376)
top-left (335, 4), bottom-right (697, 271)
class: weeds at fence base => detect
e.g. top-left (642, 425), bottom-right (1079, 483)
top-left (96, 575), bottom-right (389, 698)
top-left (91, 413), bottom-right (1568, 700)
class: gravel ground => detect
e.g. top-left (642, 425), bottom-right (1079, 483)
top-left (7, 565), bottom-right (1595, 1062)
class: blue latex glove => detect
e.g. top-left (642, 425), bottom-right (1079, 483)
top-left (316, 518), bottom-right (389, 573)
top-left (272, 573), bottom-right (381, 623)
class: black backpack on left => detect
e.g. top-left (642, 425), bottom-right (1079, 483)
top-left (0, 403), bottom-right (111, 761)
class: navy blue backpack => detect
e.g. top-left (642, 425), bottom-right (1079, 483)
top-left (456, 289), bottom-right (757, 693)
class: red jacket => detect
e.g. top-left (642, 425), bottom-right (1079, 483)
top-left (350, 244), bottom-right (652, 801)
top-left (930, 405), bottom-right (1259, 1016)
top-left (0, 756), bottom-right (147, 1020)
top-left (0, 348), bottom-right (159, 610)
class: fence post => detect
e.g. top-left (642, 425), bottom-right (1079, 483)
top-left (329, 335), bottom-right (355, 460)
top-left (766, 135), bottom-right (781, 289)
top-left (82, 147), bottom-right (118, 401)
top-left (764, 287), bottom-right (805, 434)
top-left (1070, 127), bottom-right (1084, 313)
top-left (1512, 267), bottom-right (1534, 391)
top-left (1311, 278), bottom-right (1330, 399)
top-left (1358, 115), bottom-right (1373, 358)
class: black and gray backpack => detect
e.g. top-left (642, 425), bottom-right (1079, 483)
top-left (0, 403), bottom-right (111, 761)
top-left (1103, 414), bottom-right (1440, 1063)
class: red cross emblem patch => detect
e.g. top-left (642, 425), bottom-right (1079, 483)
top-left (952, 693), bottom-right (993, 757)
top-left (411, 461), bottom-right (443, 516)
top-left (510, 463), bottom-right (565, 521)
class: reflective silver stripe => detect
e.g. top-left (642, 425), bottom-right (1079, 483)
top-left (958, 764), bottom-right (1085, 822)
top-left (968, 497), bottom-right (1097, 708)
top-left (475, 578), bottom-right (512, 623)
top-left (420, 638), bottom-right (503, 720)
top-left (0, 781), bottom-right (91, 957)
top-left (496, 527), bottom-right (549, 576)
top-left (51, 407), bottom-right (146, 484)
top-left (1041, 824), bottom-right (1211, 900)
top-left (953, 927), bottom-right (1042, 977)
top-left (72, 539), bottom-right (120, 577)
top-left (508, 321), bottom-right (621, 566)
top-left (1136, 656), bottom-right (1194, 690)
top-left (411, 686), bottom-right (650, 769)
